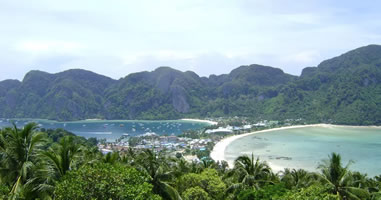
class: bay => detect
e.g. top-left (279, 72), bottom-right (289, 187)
top-left (0, 118), bottom-right (209, 141)
top-left (225, 126), bottom-right (381, 176)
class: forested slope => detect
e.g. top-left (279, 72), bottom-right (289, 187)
top-left (1, 45), bottom-right (380, 125)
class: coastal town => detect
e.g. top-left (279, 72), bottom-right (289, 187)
top-left (97, 118), bottom-right (306, 162)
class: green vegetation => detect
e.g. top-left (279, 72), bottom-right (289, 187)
top-left (281, 184), bottom-right (338, 200)
top-left (178, 168), bottom-right (226, 200)
top-left (54, 163), bottom-right (161, 200)
top-left (1, 123), bottom-right (381, 199)
top-left (1, 45), bottom-right (381, 125)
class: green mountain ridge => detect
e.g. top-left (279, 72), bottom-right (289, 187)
top-left (1, 45), bottom-right (381, 124)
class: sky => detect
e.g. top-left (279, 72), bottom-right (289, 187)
top-left (1, 0), bottom-right (381, 81)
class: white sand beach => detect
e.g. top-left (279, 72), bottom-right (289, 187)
top-left (181, 118), bottom-right (218, 125)
top-left (210, 123), bottom-right (381, 170)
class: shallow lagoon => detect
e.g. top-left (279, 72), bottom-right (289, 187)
top-left (0, 118), bottom-right (209, 141)
top-left (225, 126), bottom-right (381, 176)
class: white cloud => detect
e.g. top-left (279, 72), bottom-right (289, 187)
top-left (1, 0), bottom-right (381, 80)
top-left (14, 40), bottom-right (85, 55)
top-left (121, 50), bottom-right (196, 65)
top-left (283, 50), bottom-right (321, 64)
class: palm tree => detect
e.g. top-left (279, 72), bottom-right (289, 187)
top-left (137, 149), bottom-right (182, 200)
top-left (215, 160), bottom-right (229, 175)
top-left (200, 159), bottom-right (215, 170)
top-left (188, 159), bottom-right (219, 174)
top-left (281, 168), bottom-right (318, 189)
top-left (0, 123), bottom-right (46, 198)
top-left (318, 152), bottom-right (370, 200)
top-left (103, 151), bottom-right (123, 164)
top-left (171, 158), bottom-right (190, 178)
top-left (227, 153), bottom-right (273, 193)
top-left (190, 161), bottom-right (203, 174)
top-left (81, 145), bottom-right (102, 165)
top-left (23, 159), bottom-right (56, 199)
top-left (120, 147), bottom-right (137, 166)
top-left (42, 136), bottom-right (82, 178)
top-left (369, 175), bottom-right (381, 199)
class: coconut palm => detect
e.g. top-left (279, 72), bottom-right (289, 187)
top-left (171, 158), bottom-right (190, 178)
top-left (120, 147), bottom-right (137, 166)
top-left (368, 175), bottom-right (381, 199)
top-left (0, 123), bottom-right (46, 198)
top-left (215, 160), bottom-right (230, 175)
top-left (42, 136), bottom-right (82, 178)
top-left (81, 145), bottom-right (102, 165)
top-left (281, 168), bottom-right (318, 189)
top-left (137, 149), bottom-right (182, 200)
top-left (227, 153), bottom-right (273, 193)
top-left (23, 159), bottom-right (56, 199)
top-left (190, 161), bottom-right (203, 174)
top-left (188, 159), bottom-right (219, 174)
top-left (201, 159), bottom-right (215, 170)
top-left (318, 152), bottom-right (370, 200)
top-left (102, 151), bottom-right (120, 164)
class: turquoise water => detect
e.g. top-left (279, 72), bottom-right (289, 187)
top-left (0, 118), bottom-right (208, 141)
top-left (225, 126), bottom-right (381, 176)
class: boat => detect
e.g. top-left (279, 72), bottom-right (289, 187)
top-left (122, 133), bottom-right (129, 136)
top-left (120, 124), bottom-right (125, 127)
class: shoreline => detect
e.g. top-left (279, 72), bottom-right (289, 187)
top-left (1, 118), bottom-right (219, 124)
top-left (210, 123), bottom-right (381, 170)
top-left (180, 118), bottom-right (218, 125)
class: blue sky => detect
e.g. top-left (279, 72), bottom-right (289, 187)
top-left (1, 0), bottom-right (381, 81)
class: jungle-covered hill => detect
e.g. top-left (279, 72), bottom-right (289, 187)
top-left (1, 45), bottom-right (381, 125)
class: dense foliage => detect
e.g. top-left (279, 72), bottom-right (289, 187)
top-left (0, 123), bottom-right (381, 199)
top-left (1, 45), bottom-right (381, 125)
top-left (54, 163), bottom-right (161, 200)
